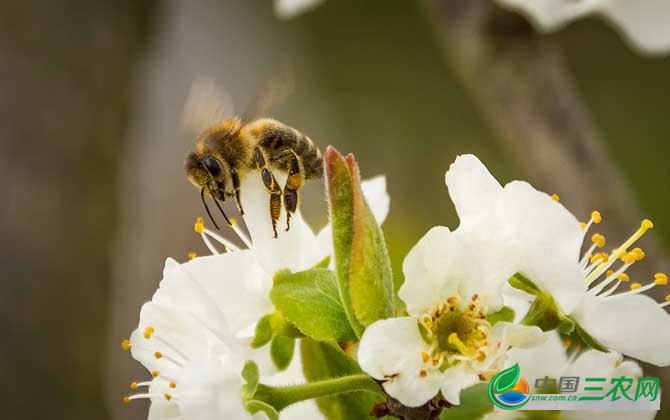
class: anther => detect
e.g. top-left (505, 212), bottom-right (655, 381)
top-left (169, 382), bottom-right (177, 389)
top-left (123, 396), bottom-right (131, 404)
top-left (154, 351), bottom-right (163, 359)
top-left (121, 339), bottom-right (131, 351)
top-left (655, 273), bottom-right (668, 286)
top-left (631, 283), bottom-right (642, 290)
top-left (144, 326), bottom-right (155, 339)
top-left (618, 273), bottom-right (630, 282)
top-left (641, 219), bottom-right (654, 230)
top-left (419, 369), bottom-right (427, 378)
top-left (591, 211), bottom-right (602, 224)
top-left (130, 382), bottom-right (138, 390)
top-left (591, 234), bottom-right (606, 248)
top-left (164, 393), bottom-right (172, 401)
top-left (551, 194), bottom-right (560, 202)
top-left (188, 251), bottom-right (197, 260)
top-left (194, 217), bottom-right (205, 234)
top-left (152, 370), bottom-right (160, 378)
top-left (421, 352), bottom-right (430, 363)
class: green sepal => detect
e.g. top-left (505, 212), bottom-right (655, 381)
top-left (245, 400), bottom-right (279, 420)
top-left (251, 311), bottom-right (301, 349)
top-left (572, 321), bottom-right (609, 352)
top-left (509, 272), bottom-right (541, 296)
top-left (271, 268), bottom-right (357, 342)
top-left (241, 360), bottom-right (260, 400)
top-left (313, 255), bottom-right (331, 269)
top-left (521, 291), bottom-right (575, 334)
top-left (486, 306), bottom-right (515, 326)
top-left (270, 335), bottom-right (295, 371)
top-left (325, 146), bottom-right (394, 337)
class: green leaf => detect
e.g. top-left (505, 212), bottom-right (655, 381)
top-left (325, 146), bottom-right (394, 336)
top-left (271, 268), bottom-right (357, 341)
top-left (270, 335), bottom-right (295, 371)
top-left (486, 306), bottom-right (515, 326)
top-left (301, 338), bottom-right (384, 419)
top-left (241, 360), bottom-right (259, 399)
top-left (251, 311), bottom-right (301, 349)
top-left (494, 363), bottom-right (520, 393)
top-left (245, 400), bottom-right (279, 420)
top-left (440, 383), bottom-right (493, 420)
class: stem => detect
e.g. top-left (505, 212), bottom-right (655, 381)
top-left (254, 373), bottom-right (383, 412)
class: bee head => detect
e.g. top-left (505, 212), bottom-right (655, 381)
top-left (185, 152), bottom-right (228, 200)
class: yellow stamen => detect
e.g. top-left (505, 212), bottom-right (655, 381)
top-left (580, 222), bottom-right (587, 229)
top-left (188, 251), bottom-right (197, 260)
top-left (631, 283), bottom-right (642, 290)
top-left (151, 370), bottom-right (160, 378)
top-left (130, 382), bottom-right (138, 390)
top-left (419, 369), bottom-right (427, 378)
top-left (164, 393), bottom-right (172, 401)
top-left (666, 295), bottom-right (670, 303)
top-left (121, 339), bottom-right (131, 351)
top-left (591, 211), bottom-right (602, 224)
top-left (591, 233), bottom-right (606, 248)
top-left (143, 326), bottom-right (155, 339)
top-left (230, 218), bottom-right (237, 226)
top-left (154, 351), bottom-right (163, 359)
top-left (631, 247), bottom-right (645, 261)
top-left (655, 273), bottom-right (668, 286)
top-left (122, 396), bottom-right (131, 404)
top-left (606, 270), bottom-right (614, 277)
top-left (621, 252), bottom-right (637, 265)
top-left (194, 217), bottom-right (205, 234)
top-left (618, 273), bottom-right (630, 282)
top-left (551, 194), bottom-right (560, 202)
top-left (421, 352), bottom-right (430, 363)
top-left (642, 219), bottom-right (654, 230)
top-left (169, 382), bottom-right (177, 389)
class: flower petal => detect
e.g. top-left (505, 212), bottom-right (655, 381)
top-left (506, 331), bottom-right (568, 380)
top-left (358, 317), bottom-right (442, 407)
top-left (497, 181), bottom-right (586, 313)
top-left (361, 175), bottom-right (390, 225)
top-left (445, 154), bottom-right (502, 227)
top-left (598, 0), bottom-right (670, 55)
top-left (183, 251), bottom-right (273, 338)
top-left (274, 0), bottom-right (325, 19)
top-left (148, 379), bottom-right (181, 420)
top-left (494, 0), bottom-right (598, 31)
top-left (178, 357), bottom-right (250, 420)
top-left (399, 226), bottom-right (459, 315)
top-left (439, 366), bottom-right (480, 405)
top-left (574, 293), bottom-right (670, 366)
top-left (240, 173), bottom-right (322, 274)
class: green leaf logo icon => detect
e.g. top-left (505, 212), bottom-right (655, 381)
top-left (495, 363), bottom-right (520, 393)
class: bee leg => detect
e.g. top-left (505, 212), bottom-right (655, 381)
top-left (276, 150), bottom-right (304, 232)
top-left (255, 147), bottom-right (283, 238)
top-left (229, 167), bottom-right (244, 215)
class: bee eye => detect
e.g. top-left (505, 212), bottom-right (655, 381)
top-left (202, 156), bottom-right (222, 177)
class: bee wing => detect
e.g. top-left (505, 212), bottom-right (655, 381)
top-left (242, 62), bottom-right (295, 122)
top-left (181, 77), bottom-right (235, 137)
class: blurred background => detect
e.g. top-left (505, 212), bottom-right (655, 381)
top-left (1, 1), bottom-right (669, 419)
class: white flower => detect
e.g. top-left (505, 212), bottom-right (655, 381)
top-left (495, 0), bottom-right (670, 55)
top-left (446, 154), bottom-right (670, 366)
top-left (274, 0), bottom-right (326, 19)
top-left (122, 173), bottom-right (389, 418)
top-left (358, 224), bottom-right (545, 407)
top-left (484, 332), bottom-right (654, 420)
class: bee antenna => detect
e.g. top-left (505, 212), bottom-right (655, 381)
top-left (212, 196), bottom-right (233, 226)
top-left (201, 188), bottom-right (220, 230)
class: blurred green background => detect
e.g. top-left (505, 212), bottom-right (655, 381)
top-left (1, 1), bottom-right (668, 419)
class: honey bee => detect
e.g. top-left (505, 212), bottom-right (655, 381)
top-left (183, 77), bottom-right (323, 238)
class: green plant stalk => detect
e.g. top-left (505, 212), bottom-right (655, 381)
top-left (253, 374), bottom-right (383, 412)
